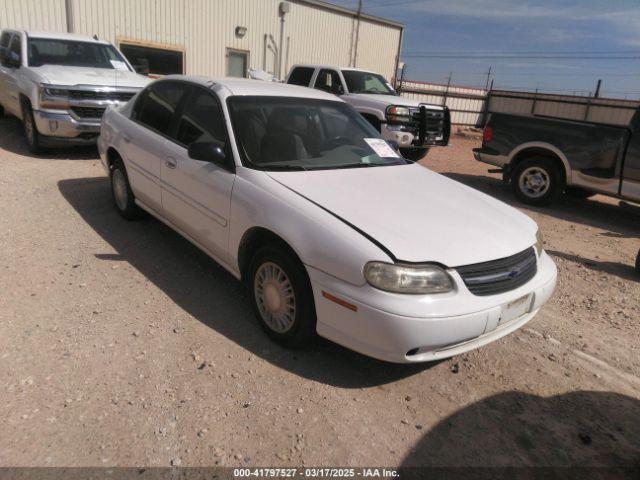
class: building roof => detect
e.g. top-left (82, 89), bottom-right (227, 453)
top-left (293, 0), bottom-right (404, 29)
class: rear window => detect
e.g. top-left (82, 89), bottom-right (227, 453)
top-left (287, 67), bottom-right (314, 87)
top-left (136, 82), bottom-right (187, 136)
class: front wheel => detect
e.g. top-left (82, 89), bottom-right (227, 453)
top-left (248, 246), bottom-right (316, 348)
top-left (511, 157), bottom-right (563, 206)
top-left (400, 147), bottom-right (428, 161)
top-left (635, 249), bottom-right (640, 274)
top-left (21, 101), bottom-right (43, 154)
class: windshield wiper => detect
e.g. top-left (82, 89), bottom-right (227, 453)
top-left (258, 164), bottom-right (308, 171)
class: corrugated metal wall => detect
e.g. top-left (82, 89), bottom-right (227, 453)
top-left (55, 0), bottom-right (400, 80)
top-left (0, 0), bottom-right (67, 32)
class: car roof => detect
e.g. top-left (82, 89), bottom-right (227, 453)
top-left (159, 75), bottom-right (344, 101)
top-left (290, 64), bottom-right (380, 75)
top-left (23, 30), bottom-right (110, 44)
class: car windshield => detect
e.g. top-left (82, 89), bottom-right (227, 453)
top-left (27, 38), bottom-right (130, 70)
top-left (342, 70), bottom-right (397, 95)
top-left (227, 96), bottom-right (407, 171)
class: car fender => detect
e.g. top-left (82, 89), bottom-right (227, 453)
top-left (229, 167), bottom-right (393, 286)
top-left (508, 141), bottom-right (572, 184)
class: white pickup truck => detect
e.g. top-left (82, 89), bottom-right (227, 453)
top-left (286, 64), bottom-right (450, 160)
top-left (0, 30), bottom-right (150, 153)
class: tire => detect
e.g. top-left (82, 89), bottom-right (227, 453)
top-left (110, 157), bottom-right (143, 220)
top-left (400, 147), bottom-right (428, 161)
top-left (0, 103), bottom-right (4, 118)
top-left (511, 157), bottom-right (563, 206)
top-left (566, 187), bottom-right (596, 199)
top-left (21, 100), bottom-right (43, 154)
top-left (636, 249), bottom-right (640, 274)
top-left (248, 245), bottom-right (317, 349)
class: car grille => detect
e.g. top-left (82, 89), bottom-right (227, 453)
top-left (455, 247), bottom-right (537, 296)
top-left (408, 106), bottom-right (451, 146)
top-left (69, 90), bottom-right (136, 102)
top-left (71, 107), bottom-right (107, 119)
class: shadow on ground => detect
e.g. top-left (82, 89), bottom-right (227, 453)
top-left (58, 176), bottom-right (433, 388)
top-left (443, 172), bottom-right (640, 238)
top-left (547, 249), bottom-right (639, 282)
top-left (400, 391), bottom-right (640, 479)
top-left (0, 116), bottom-right (98, 159)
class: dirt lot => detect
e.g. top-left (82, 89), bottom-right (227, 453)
top-left (0, 116), bottom-right (639, 470)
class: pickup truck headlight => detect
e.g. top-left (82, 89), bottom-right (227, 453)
top-left (386, 105), bottom-right (412, 124)
top-left (364, 262), bottom-right (453, 294)
top-left (535, 230), bottom-right (544, 257)
top-left (40, 86), bottom-right (69, 108)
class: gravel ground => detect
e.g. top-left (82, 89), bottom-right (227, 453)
top-left (0, 116), bottom-right (639, 469)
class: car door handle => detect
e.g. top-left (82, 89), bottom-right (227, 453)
top-left (165, 157), bottom-right (177, 169)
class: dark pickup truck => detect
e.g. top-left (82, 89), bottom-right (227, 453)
top-left (473, 110), bottom-right (640, 206)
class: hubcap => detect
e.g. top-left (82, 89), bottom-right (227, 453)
top-left (519, 166), bottom-right (550, 198)
top-left (254, 262), bottom-right (296, 333)
top-left (112, 169), bottom-right (128, 211)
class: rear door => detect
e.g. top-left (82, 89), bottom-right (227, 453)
top-left (160, 84), bottom-right (236, 263)
top-left (621, 110), bottom-right (640, 201)
top-left (124, 81), bottom-right (189, 212)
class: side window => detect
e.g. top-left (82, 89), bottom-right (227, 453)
top-left (287, 67), bottom-right (314, 86)
top-left (136, 82), bottom-right (186, 135)
top-left (9, 34), bottom-right (21, 62)
top-left (313, 69), bottom-right (343, 95)
top-left (175, 88), bottom-right (227, 147)
top-left (0, 32), bottom-right (12, 66)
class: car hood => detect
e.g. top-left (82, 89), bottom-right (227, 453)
top-left (267, 163), bottom-right (537, 267)
top-left (343, 93), bottom-right (444, 110)
top-left (32, 65), bottom-right (150, 88)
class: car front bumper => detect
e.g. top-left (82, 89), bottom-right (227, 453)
top-left (381, 124), bottom-right (444, 149)
top-left (33, 109), bottom-right (101, 145)
top-left (307, 250), bottom-right (557, 363)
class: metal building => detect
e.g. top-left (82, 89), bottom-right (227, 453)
top-left (0, 0), bottom-right (403, 81)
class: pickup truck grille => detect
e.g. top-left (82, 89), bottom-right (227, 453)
top-left (407, 106), bottom-right (451, 146)
top-left (455, 248), bottom-right (537, 296)
top-left (71, 106), bottom-right (107, 119)
top-left (69, 90), bottom-right (136, 102)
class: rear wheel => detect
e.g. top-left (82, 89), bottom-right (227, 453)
top-left (400, 147), bottom-right (428, 161)
top-left (248, 245), bottom-right (316, 348)
top-left (511, 157), bottom-right (563, 206)
top-left (21, 100), bottom-right (43, 154)
top-left (110, 157), bottom-right (142, 220)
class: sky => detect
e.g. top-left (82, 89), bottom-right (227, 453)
top-left (330, 0), bottom-right (640, 98)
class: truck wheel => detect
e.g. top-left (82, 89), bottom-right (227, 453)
top-left (248, 245), bottom-right (316, 349)
top-left (566, 187), bottom-right (596, 199)
top-left (400, 148), bottom-right (428, 161)
top-left (110, 157), bottom-right (143, 220)
top-left (511, 157), bottom-right (563, 206)
top-left (21, 100), bottom-right (43, 154)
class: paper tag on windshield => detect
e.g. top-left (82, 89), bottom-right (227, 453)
top-left (364, 138), bottom-right (399, 158)
top-left (110, 60), bottom-right (129, 71)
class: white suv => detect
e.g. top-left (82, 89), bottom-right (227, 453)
top-left (286, 64), bottom-right (450, 160)
top-left (0, 30), bottom-right (149, 152)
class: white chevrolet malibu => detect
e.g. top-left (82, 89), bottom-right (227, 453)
top-left (98, 76), bottom-right (557, 363)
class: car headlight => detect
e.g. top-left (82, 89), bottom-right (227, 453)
top-left (386, 105), bottom-right (411, 124)
top-left (40, 85), bottom-right (69, 108)
top-left (535, 230), bottom-right (544, 257)
top-left (364, 262), bottom-right (454, 294)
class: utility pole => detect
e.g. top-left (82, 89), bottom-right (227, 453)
top-left (484, 65), bottom-right (492, 90)
top-left (594, 79), bottom-right (602, 98)
top-left (353, 0), bottom-right (363, 67)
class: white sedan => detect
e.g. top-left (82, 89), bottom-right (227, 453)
top-left (98, 76), bottom-right (557, 363)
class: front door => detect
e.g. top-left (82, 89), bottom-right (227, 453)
top-left (161, 86), bottom-right (236, 263)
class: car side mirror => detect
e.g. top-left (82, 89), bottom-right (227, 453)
top-left (336, 84), bottom-right (344, 95)
top-left (7, 51), bottom-right (20, 68)
top-left (188, 141), bottom-right (226, 164)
